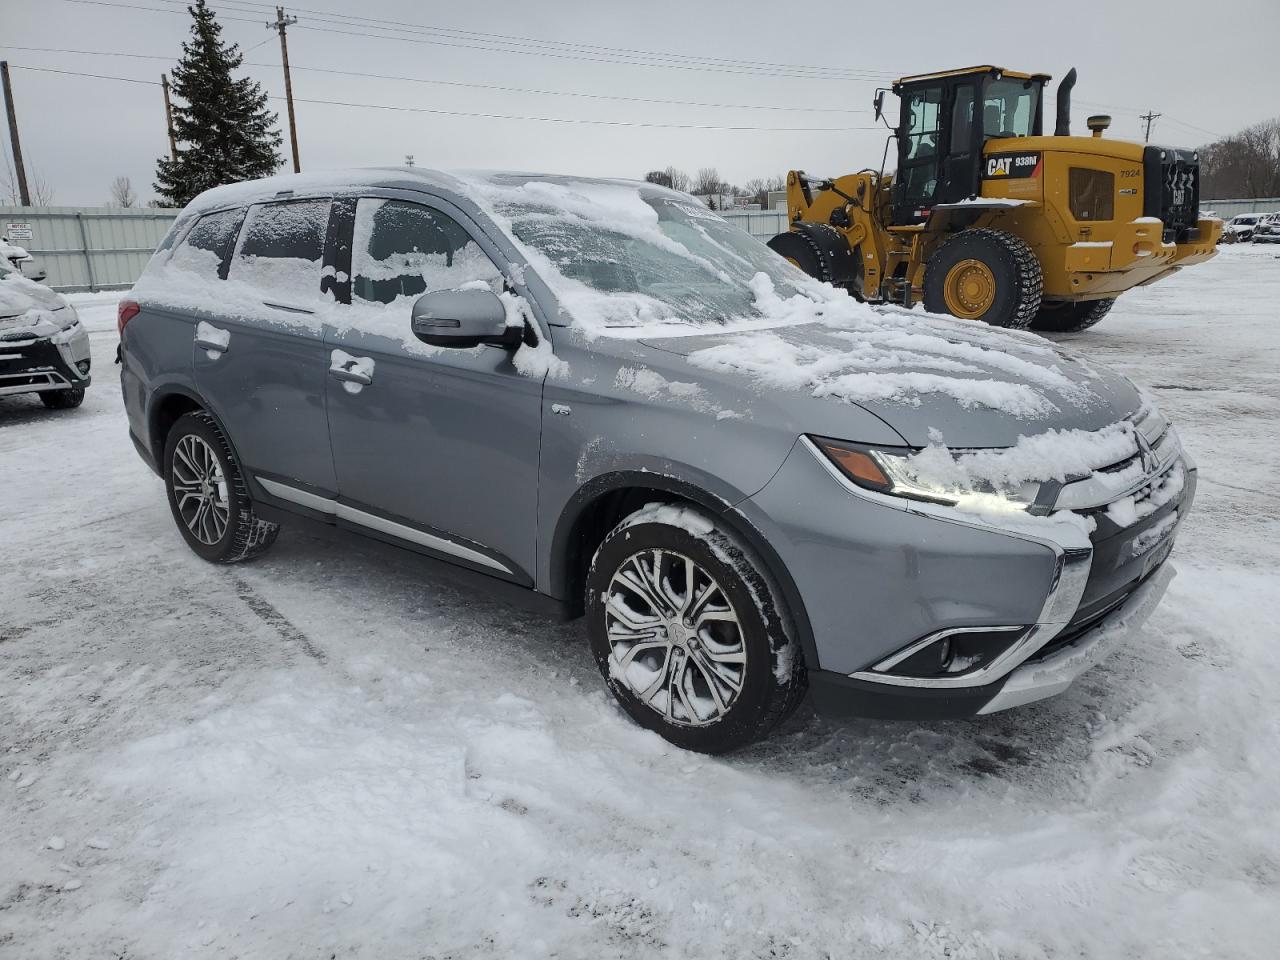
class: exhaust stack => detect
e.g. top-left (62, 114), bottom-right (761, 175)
top-left (1055, 67), bottom-right (1077, 136)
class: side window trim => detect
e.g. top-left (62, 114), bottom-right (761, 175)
top-left (323, 196), bottom-right (356, 305)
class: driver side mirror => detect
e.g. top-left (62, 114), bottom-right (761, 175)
top-left (873, 89), bottom-right (886, 122)
top-left (410, 287), bottom-right (522, 349)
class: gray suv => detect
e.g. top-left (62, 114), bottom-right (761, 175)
top-left (119, 169), bottom-right (1195, 752)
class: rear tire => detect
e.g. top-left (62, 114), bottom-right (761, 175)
top-left (163, 411), bottom-right (279, 564)
top-left (923, 228), bottom-right (1043, 329)
top-left (39, 387), bottom-right (85, 409)
top-left (585, 504), bottom-right (806, 753)
top-left (1030, 298), bottom-right (1116, 333)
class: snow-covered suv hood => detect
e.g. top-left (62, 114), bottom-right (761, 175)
top-left (0, 272), bottom-right (76, 337)
top-left (640, 291), bottom-right (1142, 449)
top-left (0, 272), bottom-right (67, 316)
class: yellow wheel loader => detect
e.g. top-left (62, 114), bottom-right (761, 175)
top-left (769, 66), bottom-right (1222, 332)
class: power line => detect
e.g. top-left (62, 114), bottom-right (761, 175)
top-left (0, 46), bottom-right (872, 113)
top-left (147, 0), bottom-right (900, 80)
top-left (4, 64), bottom-right (880, 132)
top-left (54, 0), bottom-right (264, 26)
top-left (45, 0), bottom-right (896, 81)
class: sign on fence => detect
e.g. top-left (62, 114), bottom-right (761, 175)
top-left (4, 222), bottom-right (33, 241)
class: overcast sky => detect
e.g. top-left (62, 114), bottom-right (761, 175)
top-left (3, 0), bottom-right (1277, 206)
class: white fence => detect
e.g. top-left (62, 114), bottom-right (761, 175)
top-left (718, 209), bottom-right (789, 238)
top-left (1201, 198), bottom-right (1280, 217)
top-left (1, 205), bottom-right (180, 293)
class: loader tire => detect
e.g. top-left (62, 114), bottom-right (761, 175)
top-left (1030, 298), bottom-right (1115, 333)
top-left (923, 229), bottom-right (1043, 329)
top-left (768, 230), bottom-right (832, 282)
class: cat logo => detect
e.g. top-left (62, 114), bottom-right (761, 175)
top-left (983, 152), bottom-right (1041, 180)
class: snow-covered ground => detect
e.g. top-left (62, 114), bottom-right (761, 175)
top-left (2, 245), bottom-right (1278, 959)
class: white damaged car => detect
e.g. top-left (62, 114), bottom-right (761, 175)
top-left (0, 259), bottom-right (92, 409)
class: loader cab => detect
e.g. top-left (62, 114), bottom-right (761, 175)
top-left (891, 66), bottom-right (1049, 226)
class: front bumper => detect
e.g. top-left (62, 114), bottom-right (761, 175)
top-left (808, 559), bottom-right (1176, 719)
top-left (0, 321), bottom-right (92, 398)
top-left (744, 416), bottom-right (1194, 721)
top-left (976, 560), bottom-right (1175, 713)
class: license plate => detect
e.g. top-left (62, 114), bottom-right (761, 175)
top-left (1142, 536), bottom-right (1174, 578)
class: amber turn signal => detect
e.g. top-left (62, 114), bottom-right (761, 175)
top-left (813, 439), bottom-right (892, 492)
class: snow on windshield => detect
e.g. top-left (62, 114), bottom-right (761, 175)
top-left (458, 176), bottom-right (812, 335)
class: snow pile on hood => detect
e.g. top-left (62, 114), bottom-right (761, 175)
top-left (0, 272), bottom-right (66, 317)
top-left (686, 274), bottom-right (1092, 419)
top-left (0, 272), bottom-right (75, 337)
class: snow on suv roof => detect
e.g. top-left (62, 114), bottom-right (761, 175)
top-left (185, 168), bottom-right (663, 215)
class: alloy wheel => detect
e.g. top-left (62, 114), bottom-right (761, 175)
top-left (604, 549), bottom-right (747, 726)
top-left (171, 434), bottom-right (230, 545)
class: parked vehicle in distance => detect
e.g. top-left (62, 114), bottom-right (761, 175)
top-left (1222, 214), bottom-right (1261, 243)
top-left (1, 236), bottom-right (47, 281)
top-left (1252, 213), bottom-right (1280, 244)
top-left (0, 258), bottom-right (91, 408)
top-left (119, 169), bottom-right (1196, 752)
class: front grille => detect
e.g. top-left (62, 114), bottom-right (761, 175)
top-left (1143, 145), bottom-right (1200, 242)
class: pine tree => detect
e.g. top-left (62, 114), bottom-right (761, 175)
top-left (155, 0), bottom-right (283, 207)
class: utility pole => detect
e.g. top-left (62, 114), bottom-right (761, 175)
top-left (404, 154), bottom-right (414, 167)
top-left (267, 6), bottom-right (300, 173)
top-left (0, 62), bottom-right (31, 206)
top-left (1140, 110), bottom-right (1162, 143)
top-left (161, 73), bottom-right (178, 161)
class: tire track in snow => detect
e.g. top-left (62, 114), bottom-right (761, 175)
top-left (230, 575), bottom-right (327, 664)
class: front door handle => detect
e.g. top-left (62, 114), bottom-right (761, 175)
top-left (329, 365), bottom-right (372, 386)
top-left (328, 350), bottom-right (375, 391)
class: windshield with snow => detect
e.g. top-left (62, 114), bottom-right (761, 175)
top-left (489, 184), bottom-right (812, 331)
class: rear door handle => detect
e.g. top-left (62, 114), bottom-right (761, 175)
top-left (194, 321), bottom-right (229, 356)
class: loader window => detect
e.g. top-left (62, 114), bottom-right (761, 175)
top-left (898, 86), bottom-right (943, 212)
top-left (983, 79), bottom-right (1037, 139)
top-left (951, 86), bottom-right (975, 148)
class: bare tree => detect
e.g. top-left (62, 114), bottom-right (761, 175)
top-left (1199, 117), bottom-right (1280, 199)
top-left (2, 166), bottom-right (55, 205)
top-left (662, 166), bottom-right (690, 193)
top-left (693, 167), bottom-right (723, 196)
top-left (109, 175), bottom-right (138, 208)
top-left (644, 170), bottom-right (673, 188)
top-left (742, 176), bottom-right (784, 207)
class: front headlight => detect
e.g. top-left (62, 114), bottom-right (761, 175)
top-left (810, 436), bottom-right (1041, 513)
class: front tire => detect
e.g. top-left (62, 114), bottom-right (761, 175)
top-left (923, 228), bottom-right (1043, 329)
top-left (768, 230), bottom-right (831, 281)
top-left (585, 504), bottom-right (805, 753)
top-left (1030, 298), bottom-right (1115, 333)
top-left (39, 387), bottom-right (85, 409)
top-left (163, 411), bottom-right (279, 563)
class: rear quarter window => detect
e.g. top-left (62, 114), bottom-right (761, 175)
top-left (168, 207), bottom-right (245, 280)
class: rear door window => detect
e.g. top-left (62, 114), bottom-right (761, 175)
top-left (169, 207), bottom-right (244, 280)
top-left (229, 199), bottom-right (331, 304)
